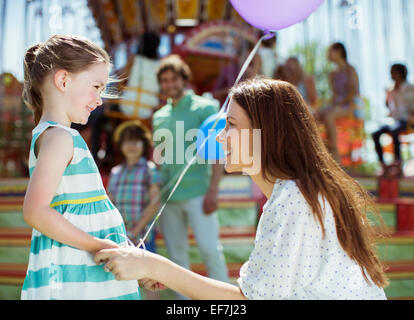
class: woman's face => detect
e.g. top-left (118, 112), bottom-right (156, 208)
top-left (216, 99), bottom-right (261, 176)
top-left (327, 47), bottom-right (338, 62)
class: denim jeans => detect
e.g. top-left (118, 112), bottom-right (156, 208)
top-left (372, 120), bottom-right (410, 163)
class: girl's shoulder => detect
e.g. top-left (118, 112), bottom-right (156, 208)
top-left (40, 126), bottom-right (73, 144)
top-left (32, 123), bottom-right (74, 157)
top-left (33, 121), bottom-right (77, 136)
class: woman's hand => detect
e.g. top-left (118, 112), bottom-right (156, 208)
top-left (94, 247), bottom-right (161, 281)
top-left (138, 278), bottom-right (166, 292)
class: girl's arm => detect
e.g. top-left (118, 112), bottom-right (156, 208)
top-left (95, 247), bottom-right (247, 300)
top-left (129, 184), bottom-right (160, 238)
top-left (23, 127), bottom-right (118, 254)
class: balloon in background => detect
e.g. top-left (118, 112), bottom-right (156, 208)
top-left (196, 113), bottom-right (226, 160)
top-left (229, 0), bottom-right (324, 31)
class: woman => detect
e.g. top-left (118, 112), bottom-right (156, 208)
top-left (95, 78), bottom-right (388, 300)
top-left (318, 42), bottom-right (362, 162)
top-left (274, 56), bottom-right (317, 111)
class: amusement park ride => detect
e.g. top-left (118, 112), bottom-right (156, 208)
top-left (0, 0), bottom-right (414, 300)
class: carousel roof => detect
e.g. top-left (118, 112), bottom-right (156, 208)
top-left (87, 0), bottom-right (251, 50)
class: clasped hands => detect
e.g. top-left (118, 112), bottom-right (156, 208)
top-left (94, 247), bottom-right (166, 292)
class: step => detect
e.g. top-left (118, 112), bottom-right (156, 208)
top-left (355, 176), bottom-right (414, 199)
top-left (368, 203), bottom-right (397, 233)
top-left (376, 232), bottom-right (414, 264)
top-left (1, 230), bottom-right (414, 264)
top-left (1, 262), bottom-right (413, 300)
top-left (0, 263), bottom-right (26, 285)
top-left (383, 264), bottom-right (414, 299)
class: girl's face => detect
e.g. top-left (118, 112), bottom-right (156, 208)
top-left (65, 62), bottom-right (109, 125)
top-left (121, 139), bottom-right (144, 163)
top-left (216, 99), bottom-right (261, 175)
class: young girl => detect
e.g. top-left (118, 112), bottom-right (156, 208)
top-left (95, 78), bottom-right (388, 300)
top-left (108, 121), bottom-right (161, 299)
top-left (21, 34), bottom-right (140, 300)
top-left (317, 42), bottom-right (363, 162)
top-left (108, 120), bottom-right (160, 253)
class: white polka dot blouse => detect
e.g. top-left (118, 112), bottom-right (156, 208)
top-left (237, 179), bottom-right (387, 300)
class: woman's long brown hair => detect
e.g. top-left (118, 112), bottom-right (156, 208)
top-left (230, 78), bottom-right (388, 288)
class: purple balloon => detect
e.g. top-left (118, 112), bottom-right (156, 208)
top-left (230, 0), bottom-right (324, 31)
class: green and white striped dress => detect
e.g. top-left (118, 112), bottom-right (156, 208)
top-left (21, 121), bottom-right (141, 300)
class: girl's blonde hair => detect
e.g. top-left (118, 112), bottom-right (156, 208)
top-left (23, 34), bottom-right (111, 125)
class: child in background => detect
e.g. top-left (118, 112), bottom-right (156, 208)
top-left (108, 121), bottom-right (161, 299)
top-left (21, 34), bottom-right (140, 300)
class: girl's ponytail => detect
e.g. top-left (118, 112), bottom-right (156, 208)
top-left (23, 43), bottom-right (43, 125)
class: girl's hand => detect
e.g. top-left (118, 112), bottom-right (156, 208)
top-left (94, 247), bottom-right (161, 280)
top-left (138, 278), bottom-right (166, 292)
top-left (89, 238), bottom-right (119, 255)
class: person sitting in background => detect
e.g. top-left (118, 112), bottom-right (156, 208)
top-left (317, 42), bottom-right (362, 162)
top-left (372, 64), bottom-right (414, 177)
top-left (274, 57), bottom-right (317, 111)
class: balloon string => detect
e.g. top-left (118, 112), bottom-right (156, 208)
top-left (104, 232), bottom-right (146, 250)
top-left (137, 32), bottom-right (273, 248)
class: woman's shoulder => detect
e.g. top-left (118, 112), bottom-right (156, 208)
top-left (263, 180), bottom-right (303, 212)
top-left (270, 179), bottom-right (301, 200)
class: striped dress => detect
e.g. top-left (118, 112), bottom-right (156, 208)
top-left (21, 121), bottom-right (141, 300)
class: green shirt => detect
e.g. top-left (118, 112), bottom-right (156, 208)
top-left (152, 91), bottom-right (218, 202)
